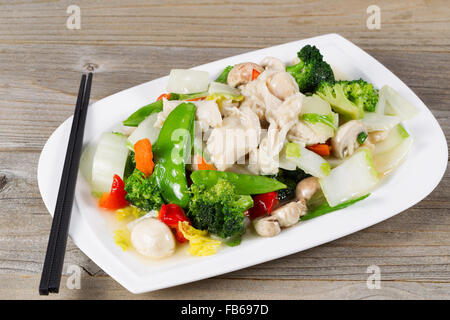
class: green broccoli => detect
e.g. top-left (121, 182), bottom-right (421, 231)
top-left (124, 169), bottom-right (164, 211)
top-left (188, 179), bottom-right (254, 239)
top-left (286, 45), bottom-right (335, 93)
top-left (315, 79), bottom-right (379, 119)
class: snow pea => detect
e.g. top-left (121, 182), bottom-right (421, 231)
top-left (190, 170), bottom-right (287, 195)
top-left (152, 102), bottom-right (196, 208)
top-left (122, 100), bottom-right (163, 127)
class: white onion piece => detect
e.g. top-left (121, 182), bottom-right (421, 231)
top-left (166, 69), bottom-right (210, 94)
top-left (208, 81), bottom-right (241, 97)
top-left (372, 124), bottom-right (409, 155)
top-left (362, 113), bottom-right (401, 132)
top-left (301, 95), bottom-right (332, 115)
top-left (91, 132), bottom-right (129, 194)
top-left (373, 137), bottom-right (412, 175)
top-left (320, 149), bottom-right (379, 207)
top-left (127, 112), bottom-right (160, 147)
top-left (280, 143), bottom-right (330, 179)
top-left (380, 85), bottom-right (418, 120)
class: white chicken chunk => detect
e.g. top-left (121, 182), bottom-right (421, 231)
top-left (155, 99), bottom-right (222, 132)
top-left (206, 107), bottom-right (261, 171)
top-left (265, 93), bottom-right (304, 128)
top-left (249, 120), bottom-right (295, 175)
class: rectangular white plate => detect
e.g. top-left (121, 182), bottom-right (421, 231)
top-left (38, 34), bottom-right (448, 294)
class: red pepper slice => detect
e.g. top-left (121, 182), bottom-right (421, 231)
top-left (98, 175), bottom-right (128, 210)
top-left (247, 191), bottom-right (278, 219)
top-left (157, 93), bottom-right (171, 101)
top-left (251, 69), bottom-right (261, 81)
top-left (158, 203), bottom-right (191, 243)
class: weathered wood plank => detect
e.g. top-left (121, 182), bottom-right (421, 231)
top-left (0, 0), bottom-right (449, 52)
top-left (3, 274), bottom-right (450, 300)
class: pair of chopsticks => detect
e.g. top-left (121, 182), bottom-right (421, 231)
top-left (39, 73), bottom-right (93, 295)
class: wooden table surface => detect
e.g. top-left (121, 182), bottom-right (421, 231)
top-left (0, 0), bottom-right (449, 300)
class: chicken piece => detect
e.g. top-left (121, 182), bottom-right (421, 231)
top-left (155, 99), bottom-right (222, 132)
top-left (206, 108), bottom-right (261, 171)
top-left (249, 120), bottom-right (295, 175)
top-left (265, 93), bottom-right (303, 128)
top-left (239, 69), bottom-right (282, 121)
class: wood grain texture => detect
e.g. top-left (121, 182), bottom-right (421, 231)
top-left (0, 0), bottom-right (448, 299)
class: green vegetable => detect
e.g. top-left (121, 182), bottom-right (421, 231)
top-left (123, 152), bottom-right (135, 181)
top-left (357, 131), bottom-right (368, 144)
top-left (302, 113), bottom-right (336, 130)
top-left (215, 65), bottom-right (233, 84)
top-left (285, 142), bottom-right (301, 158)
top-left (190, 170), bottom-right (286, 195)
top-left (301, 193), bottom-right (370, 220)
top-left (271, 168), bottom-right (310, 201)
top-left (225, 235), bottom-right (242, 247)
top-left (122, 100), bottom-right (163, 127)
top-left (188, 179), bottom-right (253, 239)
top-left (315, 79), bottom-right (379, 119)
top-left (124, 169), bottom-right (164, 211)
top-left (152, 102), bottom-right (196, 208)
top-left (169, 91), bottom-right (208, 101)
top-left (286, 45), bottom-right (335, 93)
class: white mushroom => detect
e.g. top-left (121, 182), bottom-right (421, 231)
top-left (260, 57), bottom-right (286, 71)
top-left (130, 218), bottom-right (176, 259)
top-left (331, 120), bottom-right (367, 159)
top-left (271, 201), bottom-right (307, 227)
top-left (227, 62), bottom-right (264, 88)
top-left (253, 215), bottom-right (281, 237)
top-left (265, 72), bottom-right (299, 101)
top-left (296, 176), bottom-right (321, 203)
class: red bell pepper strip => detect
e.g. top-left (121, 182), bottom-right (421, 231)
top-left (158, 203), bottom-right (191, 243)
top-left (247, 191), bottom-right (278, 219)
top-left (306, 143), bottom-right (331, 157)
top-left (98, 175), bottom-right (128, 210)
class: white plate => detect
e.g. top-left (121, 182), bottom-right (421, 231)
top-left (38, 34), bottom-right (448, 294)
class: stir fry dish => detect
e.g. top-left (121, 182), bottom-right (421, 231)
top-left (85, 45), bottom-right (418, 259)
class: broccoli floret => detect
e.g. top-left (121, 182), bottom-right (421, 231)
top-left (286, 45), bottom-right (335, 93)
top-left (124, 169), bottom-right (164, 211)
top-left (315, 79), bottom-right (379, 119)
top-left (271, 168), bottom-right (310, 202)
top-left (188, 179), bottom-right (254, 239)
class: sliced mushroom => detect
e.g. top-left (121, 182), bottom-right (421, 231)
top-left (296, 177), bottom-right (321, 204)
top-left (254, 177), bottom-right (322, 237)
top-left (227, 62), bottom-right (264, 88)
top-left (331, 120), bottom-right (367, 159)
top-left (272, 201), bottom-right (307, 227)
top-left (260, 57), bottom-right (286, 71)
top-left (265, 72), bottom-right (299, 100)
top-left (130, 218), bottom-right (176, 259)
top-left (253, 215), bottom-right (281, 237)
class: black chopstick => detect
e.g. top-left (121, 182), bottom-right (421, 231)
top-left (39, 73), bottom-right (93, 295)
